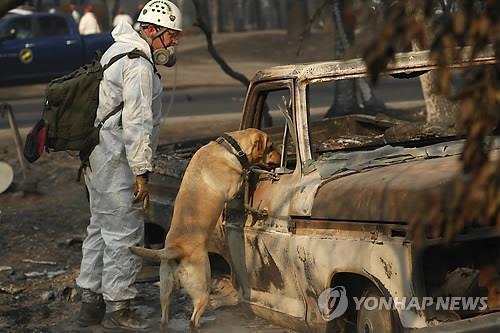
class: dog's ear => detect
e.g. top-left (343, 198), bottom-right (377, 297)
top-left (256, 136), bottom-right (265, 154)
top-left (250, 131), bottom-right (268, 162)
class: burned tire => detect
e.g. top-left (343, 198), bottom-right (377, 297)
top-left (356, 286), bottom-right (401, 333)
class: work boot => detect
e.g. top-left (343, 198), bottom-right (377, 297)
top-left (102, 300), bottom-right (149, 331)
top-left (77, 289), bottom-right (106, 327)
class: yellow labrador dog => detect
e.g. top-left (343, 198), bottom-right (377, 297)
top-left (130, 128), bottom-right (280, 331)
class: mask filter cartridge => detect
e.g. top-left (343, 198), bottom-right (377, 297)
top-left (153, 46), bottom-right (176, 67)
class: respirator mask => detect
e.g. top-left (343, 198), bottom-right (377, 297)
top-left (153, 46), bottom-right (176, 67)
top-left (139, 28), bottom-right (177, 67)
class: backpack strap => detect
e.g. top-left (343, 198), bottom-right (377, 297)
top-left (97, 101), bottom-right (124, 129)
top-left (98, 49), bottom-right (155, 127)
top-left (127, 48), bottom-right (159, 75)
top-left (102, 48), bottom-right (154, 71)
top-left (78, 100), bottom-right (124, 181)
top-left (127, 49), bottom-right (155, 68)
top-left (102, 52), bottom-right (130, 71)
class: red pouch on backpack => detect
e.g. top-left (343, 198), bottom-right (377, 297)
top-left (24, 119), bottom-right (47, 163)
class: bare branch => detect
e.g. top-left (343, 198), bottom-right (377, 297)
top-left (0, 0), bottom-right (26, 18)
top-left (190, 0), bottom-right (272, 126)
top-left (191, 0), bottom-right (250, 87)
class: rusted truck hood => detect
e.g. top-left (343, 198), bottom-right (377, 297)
top-left (311, 138), bottom-right (500, 223)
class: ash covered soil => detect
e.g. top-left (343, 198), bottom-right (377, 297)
top-left (0, 134), bottom-right (290, 333)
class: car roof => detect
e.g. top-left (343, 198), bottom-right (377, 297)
top-left (251, 47), bottom-right (497, 84)
top-left (3, 10), bottom-right (67, 19)
top-left (7, 8), bottom-right (33, 15)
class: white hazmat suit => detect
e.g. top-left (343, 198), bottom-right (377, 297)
top-left (113, 14), bottom-right (133, 28)
top-left (76, 22), bottom-right (162, 302)
top-left (79, 11), bottom-right (101, 35)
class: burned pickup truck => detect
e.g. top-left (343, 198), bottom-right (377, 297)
top-left (145, 50), bottom-right (499, 333)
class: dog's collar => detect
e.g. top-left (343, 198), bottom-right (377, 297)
top-left (216, 134), bottom-right (251, 172)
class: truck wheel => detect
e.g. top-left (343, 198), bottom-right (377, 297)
top-left (356, 286), bottom-right (401, 333)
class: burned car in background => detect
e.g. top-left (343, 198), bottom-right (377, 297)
top-left (145, 50), bottom-right (500, 332)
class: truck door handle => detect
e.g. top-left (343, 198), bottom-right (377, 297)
top-left (66, 39), bottom-right (78, 45)
top-left (24, 43), bottom-right (35, 48)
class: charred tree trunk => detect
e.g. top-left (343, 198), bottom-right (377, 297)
top-left (233, 0), bottom-right (245, 31)
top-left (255, 0), bottom-right (264, 30)
top-left (325, 0), bottom-right (385, 118)
top-left (419, 64), bottom-right (459, 128)
top-left (412, 37), bottom-right (458, 128)
top-left (246, 0), bottom-right (258, 30)
top-left (271, 0), bottom-right (285, 29)
top-left (111, 0), bottom-right (120, 19)
top-left (329, 1), bottom-right (357, 116)
top-left (92, 0), bottom-right (110, 31)
top-left (421, 1), bottom-right (458, 128)
top-left (287, 0), bottom-right (307, 39)
top-left (221, 0), bottom-right (236, 32)
top-left (209, 0), bottom-right (219, 33)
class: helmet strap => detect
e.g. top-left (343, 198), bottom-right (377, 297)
top-left (152, 27), bottom-right (168, 40)
top-left (158, 32), bottom-right (169, 49)
top-left (138, 29), bottom-right (153, 45)
top-left (139, 26), bottom-right (168, 46)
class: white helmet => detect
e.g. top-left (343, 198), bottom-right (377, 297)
top-left (137, 0), bottom-right (182, 31)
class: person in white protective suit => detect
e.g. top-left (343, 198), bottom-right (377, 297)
top-left (75, 0), bottom-right (182, 330)
top-left (79, 5), bottom-right (101, 35)
top-left (113, 8), bottom-right (133, 28)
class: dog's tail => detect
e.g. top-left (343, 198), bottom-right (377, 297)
top-left (129, 246), bottom-right (181, 261)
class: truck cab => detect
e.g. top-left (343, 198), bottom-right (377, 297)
top-left (147, 49), bottom-right (500, 332)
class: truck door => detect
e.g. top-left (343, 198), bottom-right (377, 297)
top-left (225, 81), bottom-right (307, 321)
top-left (32, 15), bottom-right (83, 79)
top-left (0, 15), bottom-right (38, 83)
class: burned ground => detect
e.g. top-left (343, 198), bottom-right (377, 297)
top-left (0, 131), bottom-right (292, 332)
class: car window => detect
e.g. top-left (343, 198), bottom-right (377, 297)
top-left (258, 88), bottom-right (297, 171)
top-left (37, 16), bottom-right (69, 37)
top-left (4, 17), bottom-right (33, 40)
top-left (307, 75), bottom-right (428, 155)
top-left (305, 66), bottom-right (500, 158)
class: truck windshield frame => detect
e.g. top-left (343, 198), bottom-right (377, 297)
top-left (241, 79), bottom-right (301, 174)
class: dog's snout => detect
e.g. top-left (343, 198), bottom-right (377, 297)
top-left (265, 149), bottom-right (281, 167)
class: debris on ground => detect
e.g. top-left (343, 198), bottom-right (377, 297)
top-left (8, 271), bottom-right (26, 282)
top-left (56, 236), bottom-right (84, 247)
top-left (24, 270), bottom-right (67, 279)
top-left (0, 284), bottom-right (25, 295)
top-left (22, 259), bottom-right (58, 266)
